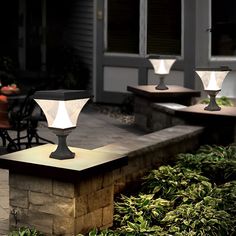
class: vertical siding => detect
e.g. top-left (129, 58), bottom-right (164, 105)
top-left (66, 0), bottom-right (94, 90)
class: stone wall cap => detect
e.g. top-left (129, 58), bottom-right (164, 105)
top-left (127, 85), bottom-right (201, 98)
top-left (0, 144), bottom-right (127, 181)
top-left (94, 125), bottom-right (204, 157)
top-left (176, 104), bottom-right (236, 118)
top-left (152, 102), bottom-right (187, 114)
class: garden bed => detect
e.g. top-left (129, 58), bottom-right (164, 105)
top-left (80, 144), bottom-right (236, 236)
top-left (9, 144), bottom-right (236, 235)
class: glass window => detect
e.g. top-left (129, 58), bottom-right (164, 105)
top-left (212, 0), bottom-right (236, 56)
top-left (147, 0), bottom-right (181, 55)
top-left (107, 0), bottom-right (140, 53)
top-left (106, 0), bottom-right (182, 55)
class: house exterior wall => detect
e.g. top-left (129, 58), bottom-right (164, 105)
top-left (66, 0), bottom-right (94, 91)
top-left (195, 0), bottom-right (236, 100)
top-left (94, 0), bottom-right (187, 104)
top-left (2, 0), bottom-right (235, 103)
top-left (94, 0), bottom-right (236, 104)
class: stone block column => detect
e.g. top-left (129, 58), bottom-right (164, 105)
top-left (0, 144), bottom-right (127, 235)
top-left (0, 168), bottom-right (9, 234)
top-left (127, 85), bottom-right (200, 131)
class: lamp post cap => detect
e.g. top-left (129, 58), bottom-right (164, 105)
top-left (196, 67), bottom-right (231, 71)
top-left (34, 89), bottom-right (91, 101)
top-left (147, 54), bottom-right (177, 60)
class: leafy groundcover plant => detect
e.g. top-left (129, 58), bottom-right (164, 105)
top-left (200, 96), bottom-right (234, 107)
top-left (78, 144), bottom-right (236, 236)
top-left (8, 227), bottom-right (43, 236)
top-left (9, 145), bottom-right (236, 236)
top-left (177, 145), bottom-right (236, 184)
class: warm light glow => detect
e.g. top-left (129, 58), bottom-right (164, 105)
top-left (35, 98), bottom-right (89, 129)
top-left (196, 70), bottom-right (230, 91)
top-left (149, 59), bottom-right (176, 75)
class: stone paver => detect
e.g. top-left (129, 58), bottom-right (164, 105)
top-left (0, 104), bottom-right (145, 233)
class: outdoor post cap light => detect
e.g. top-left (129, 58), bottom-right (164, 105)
top-left (148, 55), bottom-right (176, 90)
top-left (196, 69), bottom-right (230, 111)
top-left (34, 89), bottom-right (90, 160)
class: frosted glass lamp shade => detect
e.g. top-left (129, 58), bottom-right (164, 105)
top-left (195, 70), bottom-right (230, 111)
top-left (34, 98), bottom-right (89, 129)
top-left (148, 57), bottom-right (176, 90)
top-left (34, 90), bottom-right (90, 159)
top-left (196, 70), bottom-right (229, 91)
top-left (149, 59), bottom-right (176, 75)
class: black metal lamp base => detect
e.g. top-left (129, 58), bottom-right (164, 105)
top-left (155, 76), bottom-right (169, 90)
top-left (50, 128), bottom-right (75, 160)
top-left (204, 90), bottom-right (221, 111)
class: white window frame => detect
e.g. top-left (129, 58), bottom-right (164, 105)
top-left (104, 0), bottom-right (184, 58)
top-left (196, 0), bottom-right (236, 69)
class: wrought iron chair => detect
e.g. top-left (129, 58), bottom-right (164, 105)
top-left (0, 89), bottom-right (53, 152)
top-left (26, 101), bottom-right (54, 147)
top-left (0, 98), bottom-right (18, 151)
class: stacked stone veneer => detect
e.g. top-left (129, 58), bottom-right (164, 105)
top-left (150, 103), bottom-right (186, 132)
top-left (133, 96), bottom-right (153, 131)
top-left (9, 171), bottom-right (114, 235)
top-left (0, 169), bottom-right (9, 234)
top-left (133, 97), bottom-right (189, 132)
top-left (3, 125), bottom-right (203, 235)
top-left (95, 125), bottom-right (203, 194)
top-left (133, 97), bottom-right (184, 132)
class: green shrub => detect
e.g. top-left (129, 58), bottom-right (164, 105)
top-left (200, 96), bottom-right (234, 107)
top-left (162, 196), bottom-right (234, 236)
top-left (211, 181), bottom-right (236, 216)
top-left (141, 165), bottom-right (210, 202)
top-left (177, 145), bottom-right (236, 183)
top-left (197, 145), bottom-right (236, 160)
top-left (77, 229), bottom-right (119, 236)
top-left (8, 227), bottom-right (43, 236)
top-left (114, 194), bottom-right (171, 226)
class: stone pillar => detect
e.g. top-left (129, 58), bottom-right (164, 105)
top-left (0, 144), bottom-right (126, 235)
top-left (9, 171), bottom-right (114, 235)
top-left (133, 96), bottom-right (153, 131)
top-left (127, 85), bottom-right (201, 131)
top-left (0, 169), bottom-right (9, 234)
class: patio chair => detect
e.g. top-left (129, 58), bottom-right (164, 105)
top-left (0, 98), bottom-right (18, 151)
top-left (8, 89), bottom-right (36, 150)
top-left (26, 102), bottom-right (54, 147)
top-left (0, 89), bottom-right (53, 152)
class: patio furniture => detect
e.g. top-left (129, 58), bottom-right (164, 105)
top-left (0, 89), bottom-right (53, 152)
top-left (0, 98), bottom-right (17, 150)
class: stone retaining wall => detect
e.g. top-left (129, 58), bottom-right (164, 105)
top-left (1, 125), bottom-right (204, 235)
top-left (94, 125), bottom-right (203, 194)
